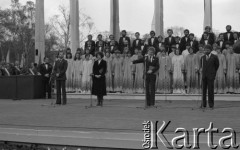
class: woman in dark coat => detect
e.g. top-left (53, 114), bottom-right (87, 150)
top-left (92, 52), bottom-right (107, 106)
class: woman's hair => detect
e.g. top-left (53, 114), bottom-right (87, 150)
top-left (74, 53), bottom-right (81, 61)
top-left (188, 47), bottom-right (194, 53)
top-left (65, 52), bottom-right (72, 59)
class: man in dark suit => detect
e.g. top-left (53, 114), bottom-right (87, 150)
top-left (53, 51), bottom-right (68, 105)
top-left (201, 26), bottom-right (215, 46)
top-left (84, 34), bottom-right (95, 56)
top-left (147, 31), bottom-right (159, 54)
top-left (108, 34), bottom-right (119, 54)
top-left (119, 30), bottom-right (131, 53)
top-left (92, 52), bottom-right (107, 106)
top-left (188, 33), bottom-right (199, 53)
top-left (180, 29), bottom-right (190, 52)
top-left (95, 34), bottom-right (105, 53)
top-left (133, 47), bottom-right (159, 107)
top-left (200, 32), bottom-right (214, 46)
top-left (132, 32), bottom-right (143, 54)
top-left (216, 33), bottom-right (226, 51)
top-left (165, 29), bottom-right (176, 54)
top-left (200, 45), bottom-right (219, 109)
top-left (39, 57), bottom-right (53, 99)
top-left (223, 25), bottom-right (234, 45)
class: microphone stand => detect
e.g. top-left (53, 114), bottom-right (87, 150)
top-left (164, 57), bottom-right (171, 103)
top-left (144, 56), bottom-right (147, 109)
top-left (191, 57), bottom-right (205, 112)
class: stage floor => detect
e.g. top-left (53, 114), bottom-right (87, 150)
top-left (0, 98), bottom-right (239, 149)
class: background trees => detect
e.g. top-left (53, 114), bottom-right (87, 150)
top-left (0, 0), bottom-right (96, 66)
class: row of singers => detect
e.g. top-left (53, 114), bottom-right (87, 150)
top-left (83, 25), bottom-right (240, 55)
top-left (63, 43), bottom-right (240, 95)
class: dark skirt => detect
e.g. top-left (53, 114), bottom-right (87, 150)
top-left (92, 76), bottom-right (107, 96)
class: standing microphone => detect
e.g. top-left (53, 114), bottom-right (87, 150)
top-left (144, 54), bottom-right (148, 60)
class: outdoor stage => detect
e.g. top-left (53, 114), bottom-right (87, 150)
top-left (0, 96), bottom-right (239, 150)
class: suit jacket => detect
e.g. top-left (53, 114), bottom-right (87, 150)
top-left (223, 32), bottom-right (234, 45)
top-left (200, 33), bottom-right (215, 46)
top-left (200, 38), bottom-right (214, 46)
top-left (119, 36), bottom-right (131, 53)
top-left (132, 55), bottom-right (159, 75)
top-left (53, 59), bottom-right (68, 80)
top-left (180, 36), bottom-right (191, 51)
top-left (13, 66), bottom-right (22, 75)
top-left (216, 40), bottom-right (226, 51)
top-left (107, 40), bottom-right (119, 53)
top-left (85, 40), bottom-right (96, 55)
top-left (132, 39), bottom-right (143, 50)
top-left (39, 63), bottom-right (53, 80)
top-left (188, 40), bottom-right (199, 53)
top-left (95, 40), bottom-right (105, 52)
top-left (93, 60), bottom-right (107, 77)
top-left (201, 54), bottom-right (219, 80)
top-left (147, 37), bottom-right (159, 54)
top-left (164, 36), bottom-right (176, 54)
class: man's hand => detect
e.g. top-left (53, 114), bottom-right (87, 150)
top-left (45, 74), bottom-right (49, 78)
top-left (224, 69), bottom-right (227, 74)
top-left (147, 70), bottom-right (153, 74)
top-left (95, 75), bottom-right (101, 78)
top-left (56, 73), bottom-right (59, 77)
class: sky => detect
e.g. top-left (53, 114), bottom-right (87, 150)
top-left (1, 0), bottom-right (240, 37)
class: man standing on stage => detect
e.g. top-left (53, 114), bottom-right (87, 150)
top-left (133, 47), bottom-right (159, 107)
top-left (201, 45), bottom-right (219, 109)
top-left (53, 51), bottom-right (68, 105)
top-left (39, 57), bottom-right (53, 99)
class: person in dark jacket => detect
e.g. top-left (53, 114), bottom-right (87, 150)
top-left (200, 44), bottom-right (219, 109)
top-left (119, 30), bottom-right (131, 53)
top-left (53, 51), bottom-right (68, 105)
top-left (165, 29), bottom-right (176, 54)
top-left (223, 25), bottom-right (234, 45)
top-left (84, 34), bottom-right (96, 56)
top-left (92, 52), bottom-right (107, 106)
top-left (132, 47), bottom-right (159, 107)
top-left (39, 57), bottom-right (53, 99)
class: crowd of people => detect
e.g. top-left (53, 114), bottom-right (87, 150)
top-left (1, 25), bottom-right (240, 95)
top-left (63, 25), bottom-right (240, 94)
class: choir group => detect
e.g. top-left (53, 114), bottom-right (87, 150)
top-left (64, 25), bottom-right (240, 94)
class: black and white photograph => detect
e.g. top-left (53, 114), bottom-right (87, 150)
top-left (0, 0), bottom-right (240, 149)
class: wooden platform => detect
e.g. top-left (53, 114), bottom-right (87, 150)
top-left (0, 99), bottom-right (239, 149)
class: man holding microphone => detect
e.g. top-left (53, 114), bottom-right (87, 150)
top-left (133, 47), bottom-right (159, 107)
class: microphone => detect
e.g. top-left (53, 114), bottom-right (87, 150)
top-left (144, 54), bottom-right (148, 60)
